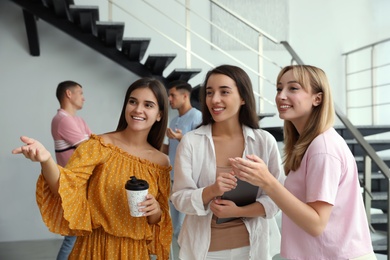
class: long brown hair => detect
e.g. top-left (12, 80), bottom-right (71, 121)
top-left (199, 64), bottom-right (259, 129)
top-left (116, 78), bottom-right (168, 150)
top-left (278, 65), bottom-right (335, 174)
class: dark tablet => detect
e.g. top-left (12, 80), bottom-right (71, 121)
top-left (216, 179), bottom-right (259, 224)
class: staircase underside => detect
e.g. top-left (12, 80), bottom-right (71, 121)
top-left (9, 0), bottom-right (202, 87)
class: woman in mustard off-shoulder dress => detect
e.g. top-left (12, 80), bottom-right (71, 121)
top-left (12, 78), bottom-right (173, 259)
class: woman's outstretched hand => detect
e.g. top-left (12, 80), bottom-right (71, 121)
top-left (12, 136), bottom-right (52, 163)
top-left (229, 154), bottom-right (271, 188)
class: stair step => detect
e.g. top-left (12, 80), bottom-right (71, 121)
top-left (96, 21), bottom-right (125, 49)
top-left (373, 237), bottom-right (388, 253)
top-left (373, 192), bottom-right (388, 200)
top-left (41, 0), bottom-right (52, 8)
top-left (68, 5), bottom-right (99, 35)
top-left (359, 171), bottom-right (388, 192)
top-left (121, 38), bottom-right (151, 61)
top-left (346, 139), bottom-right (390, 156)
top-left (190, 84), bottom-right (201, 110)
top-left (371, 213), bottom-right (388, 224)
top-left (359, 172), bottom-right (386, 180)
top-left (144, 54), bottom-right (176, 75)
top-left (258, 113), bottom-right (276, 120)
top-left (166, 68), bottom-right (202, 82)
top-left (262, 126), bottom-right (284, 142)
top-left (335, 125), bottom-right (390, 139)
top-left (45, 0), bottom-right (74, 19)
top-left (356, 156), bottom-right (390, 173)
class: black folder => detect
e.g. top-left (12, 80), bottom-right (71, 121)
top-left (216, 179), bottom-right (259, 224)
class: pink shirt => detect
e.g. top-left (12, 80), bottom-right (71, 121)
top-left (51, 109), bottom-right (92, 167)
top-left (281, 128), bottom-right (373, 260)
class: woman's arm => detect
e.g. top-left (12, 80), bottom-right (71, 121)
top-left (261, 176), bottom-right (332, 236)
top-left (202, 173), bottom-right (237, 206)
top-left (210, 198), bottom-right (266, 219)
top-left (12, 136), bottom-right (60, 195)
top-left (230, 154), bottom-right (333, 236)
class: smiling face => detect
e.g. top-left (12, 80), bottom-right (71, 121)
top-left (205, 73), bottom-right (244, 124)
top-left (275, 69), bottom-right (322, 133)
top-left (125, 87), bottom-right (161, 132)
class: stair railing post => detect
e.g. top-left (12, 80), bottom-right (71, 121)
top-left (370, 46), bottom-right (376, 125)
top-left (364, 155), bottom-right (372, 223)
top-left (108, 0), bottom-right (112, 21)
top-left (185, 0), bottom-right (191, 68)
top-left (345, 54), bottom-right (350, 117)
top-left (258, 34), bottom-right (264, 114)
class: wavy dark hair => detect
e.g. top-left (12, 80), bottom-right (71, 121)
top-left (116, 78), bottom-right (168, 150)
top-left (199, 64), bottom-right (259, 129)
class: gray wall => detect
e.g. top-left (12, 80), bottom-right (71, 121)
top-left (1, 0), bottom-right (390, 242)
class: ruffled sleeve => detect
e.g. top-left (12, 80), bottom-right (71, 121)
top-left (36, 134), bottom-right (173, 259)
top-left (147, 165), bottom-right (173, 260)
top-left (36, 134), bottom-right (110, 236)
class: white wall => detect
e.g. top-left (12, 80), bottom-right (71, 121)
top-left (289, 0), bottom-right (390, 114)
top-left (1, 0), bottom-right (390, 242)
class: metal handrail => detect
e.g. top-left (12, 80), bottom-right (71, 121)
top-left (343, 38), bottom-right (390, 257)
top-left (343, 38), bottom-right (390, 125)
top-left (107, 0), bottom-right (304, 110)
top-left (172, 0), bottom-right (282, 69)
top-left (139, 0), bottom-right (272, 82)
top-left (108, 0), bottom-right (215, 69)
top-left (342, 38), bottom-right (390, 56)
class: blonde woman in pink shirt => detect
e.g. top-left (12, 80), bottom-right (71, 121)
top-left (230, 65), bottom-right (375, 259)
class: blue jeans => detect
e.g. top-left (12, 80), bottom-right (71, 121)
top-left (169, 200), bottom-right (184, 238)
top-left (56, 236), bottom-right (76, 260)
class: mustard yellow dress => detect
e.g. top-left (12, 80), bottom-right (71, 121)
top-left (35, 134), bottom-right (173, 259)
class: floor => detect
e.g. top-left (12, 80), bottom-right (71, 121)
top-left (0, 237), bottom-right (181, 260)
top-left (0, 237), bottom-right (387, 260)
top-left (0, 211), bottom-right (387, 260)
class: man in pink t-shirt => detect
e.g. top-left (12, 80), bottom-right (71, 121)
top-left (51, 81), bottom-right (92, 260)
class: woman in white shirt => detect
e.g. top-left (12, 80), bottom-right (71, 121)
top-left (171, 64), bottom-right (284, 260)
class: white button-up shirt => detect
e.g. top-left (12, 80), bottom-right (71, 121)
top-left (171, 124), bottom-right (285, 260)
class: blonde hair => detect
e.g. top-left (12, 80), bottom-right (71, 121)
top-left (277, 65), bottom-right (335, 174)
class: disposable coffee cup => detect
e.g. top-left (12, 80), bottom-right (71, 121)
top-left (125, 176), bottom-right (149, 217)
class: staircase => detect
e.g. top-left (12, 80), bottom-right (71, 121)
top-left (9, 0), bottom-right (202, 88)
